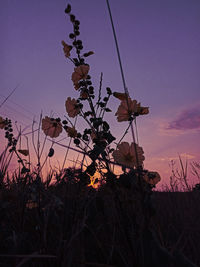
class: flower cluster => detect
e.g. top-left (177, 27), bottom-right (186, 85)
top-left (1, 117), bottom-right (17, 152)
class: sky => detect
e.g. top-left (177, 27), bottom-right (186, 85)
top-left (0, 0), bottom-right (200, 188)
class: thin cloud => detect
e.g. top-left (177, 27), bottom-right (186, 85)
top-left (158, 153), bottom-right (195, 162)
top-left (167, 107), bottom-right (200, 131)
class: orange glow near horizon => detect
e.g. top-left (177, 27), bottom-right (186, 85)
top-left (1, 126), bottom-right (199, 191)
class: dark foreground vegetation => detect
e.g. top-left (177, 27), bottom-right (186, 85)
top-left (0, 170), bottom-right (199, 267)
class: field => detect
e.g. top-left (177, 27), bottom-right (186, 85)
top-left (0, 168), bottom-right (200, 267)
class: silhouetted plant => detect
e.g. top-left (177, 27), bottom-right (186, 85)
top-left (0, 3), bottom-right (199, 267)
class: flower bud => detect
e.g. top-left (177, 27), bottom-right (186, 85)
top-left (65, 4), bottom-right (71, 14)
top-left (70, 14), bottom-right (75, 22)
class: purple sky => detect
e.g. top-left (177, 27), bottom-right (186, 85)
top-left (1, 0), bottom-right (200, 187)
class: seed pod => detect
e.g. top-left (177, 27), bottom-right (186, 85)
top-left (70, 14), bottom-right (75, 22)
top-left (65, 4), bottom-right (71, 14)
top-left (76, 40), bottom-right (82, 45)
top-left (48, 148), bottom-right (54, 157)
top-left (69, 33), bottom-right (75, 39)
top-left (74, 20), bottom-right (80, 26)
top-left (74, 25), bottom-right (79, 31)
top-left (74, 30), bottom-right (80, 36)
top-left (74, 138), bottom-right (80, 145)
top-left (106, 87), bottom-right (112, 95)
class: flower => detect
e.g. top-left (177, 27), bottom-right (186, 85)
top-left (61, 40), bottom-right (72, 57)
top-left (71, 65), bottom-right (90, 90)
top-left (113, 92), bottom-right (128, 101)
top-left (65, 126), bottom-right (77, 138)
top-left (112, 142), bottom-right (145, 168)
top-left (0, 116), bottom-right (6, 129)
top-left (143, 171), bottom-right (161, 185)
top-left (42, 116), bottom-right (62, 138)
top-left (115, 98), bottom-right (138, 122)
top-left (115, 98), bottom-right (149, 121)
top-left (18, 149), bottom-right (29, 156)
top-left (65, 97), bottom-right (80, 118)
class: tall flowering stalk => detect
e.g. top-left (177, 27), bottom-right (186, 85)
top-left (40, 4), bottom-right (161, 187)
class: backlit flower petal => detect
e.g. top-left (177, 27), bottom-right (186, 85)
top-left (74, 65), bottom-right (89, 78)
top-left (42, 116), bottom-right (62, 138)
top-left (117, 142), bottom-right (130, 156)
top-left (71, 65), bottom-right (90, 90)
top-left (115, 98), bottom-right (137, 122)
top-left (65, 97), bottom-right (80, 118)
top-left (113, 142), bottom-right (145, 168)
top-left (0, 116), bottom-right (6, 129)
top-left (72, 72), bottom-right (81, 85)
top-left (61, 40), bottom-right (72, 57)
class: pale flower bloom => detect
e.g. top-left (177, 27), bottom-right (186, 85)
top-left (115, 98), bottom-right (149, 121)
top-left (65, 97), bottom-right (80, 118)
top-left (112, 142), bottom-right (145, 168)
top-left (61, 40), bottom-right (72, 57)
top-left (0, 116), bottom-right (6, 129)
top-left (42, 116), bottom-right (62, 138)
top-left (65, 126), bottom-right (77, 138)
top-left (115, 98), bottom-right (138, 122)
top-left (143, 171), bottom-right (161, 185)
top-left (71, 65), bottom-right (90, 90)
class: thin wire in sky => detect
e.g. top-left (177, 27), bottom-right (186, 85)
top-left (0, 93), bottom-right (36, 118)
top-left (106, 0), bottom-right (141, 168)
top-left (0, 84), bottom-right (20, 109)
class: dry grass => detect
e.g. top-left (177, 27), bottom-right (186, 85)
top-left (0, 167), bottom-right (199, 267)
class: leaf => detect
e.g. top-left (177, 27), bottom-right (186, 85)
top-left (18, 149), bottom-right (29, 156)
top-left (105, 108), bottom-right (112, 112)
